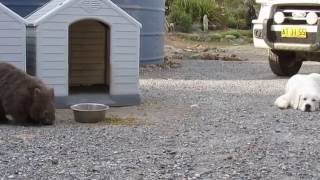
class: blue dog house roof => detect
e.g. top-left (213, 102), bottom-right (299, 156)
top-left (0, 0), bottom-right (51, 17)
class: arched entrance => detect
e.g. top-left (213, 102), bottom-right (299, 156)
top-left (69, 19), bottom-right (110, 94)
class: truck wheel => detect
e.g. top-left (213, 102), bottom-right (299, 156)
top-left (269, 50), bottom-right (302, 76)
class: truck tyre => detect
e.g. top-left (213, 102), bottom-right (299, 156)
top-left (269, 50), bottom-right (302, 76)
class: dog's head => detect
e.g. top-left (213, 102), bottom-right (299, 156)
top-left (29, 87), bottom-right (56, 125)
top-left (295, 92), bottom-right (320, 112)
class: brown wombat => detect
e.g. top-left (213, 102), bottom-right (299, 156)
top-left (0, 62), bottom-right (55, 125)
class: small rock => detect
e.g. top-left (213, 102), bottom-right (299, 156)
top-left (201, 53), bottom-right (219, 60)
top-left (51, 159), bottom-right (59, 165)
top-left (190, 54), bottom-right (201, 59)
top-left (168, 150), bottom-right (177, 155)
top-left (191, 104), bottom-right (200, 109)
top-left (240, 125), bottom-right (247, 129)
top-left (170, 63), bottom-right (182, 69)
top-left (226, 156), bottom-right (233, 160)
top-left (92, 166), bottom-right (100, 173)
top-left (203, 48), bottom-right (210, 52)
top-left (279, 164), bottom-right (287, 170)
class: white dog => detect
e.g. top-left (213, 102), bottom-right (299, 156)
top-left (275, 73), bottom-right (320, 112)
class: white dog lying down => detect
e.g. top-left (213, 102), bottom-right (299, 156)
top-left (275, 73), bottom-right (320, 112)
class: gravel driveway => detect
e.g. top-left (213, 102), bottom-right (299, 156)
top-left (1, 45), bottom-right (320, 179)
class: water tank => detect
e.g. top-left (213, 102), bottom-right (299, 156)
top-left (111, 0), bottom-right (165, 64)
top-left (0, 0), bottom-right (50, 17)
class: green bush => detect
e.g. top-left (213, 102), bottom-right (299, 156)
top-left (224, 34), bottom-right (237, 40)
top-left (222, 0), bottom-right (256, 29)
top-left (221, 30), bottom-right (241, 39)
top-left (169, 0), bottom-right (226, 29)
top-left (168, 9), bottom-right (193, 32)
top-left (238, 30), bottom-right (253, 37)
top-left (224, 6), bottom-right (247, 29)
top-left (209, 33), bottom-right (223, 41)
top-left (168, 0), bottom-right (257, 31)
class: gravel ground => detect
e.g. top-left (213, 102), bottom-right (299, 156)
top-left (1, 45), bottom-right (320, 179)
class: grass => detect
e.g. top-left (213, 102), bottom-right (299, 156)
top-left (167, 0), bottom-right (255, 30)
top-left (171, 0), bottom-right (224, 22)
top-left (168, 0), bottom-right (226, 31)
top-left (173, 29), bottom-right (253, 44)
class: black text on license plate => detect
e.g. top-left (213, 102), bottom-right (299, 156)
top-left (281, 28), bottom-right (307, 38)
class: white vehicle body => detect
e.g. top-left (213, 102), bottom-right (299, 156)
top-left (253, 0), bottom-right (320, 76)
top-left (253, 0), bottom-right (320, 51)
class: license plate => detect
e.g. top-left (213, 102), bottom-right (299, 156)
top-left (281, 27), bottom-right (307, 38)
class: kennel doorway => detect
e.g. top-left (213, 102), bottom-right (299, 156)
top-left (69, 19), bottom-right (110, 94)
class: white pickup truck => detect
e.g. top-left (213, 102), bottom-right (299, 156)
top-left (253, 0), bottom-right (320, 76)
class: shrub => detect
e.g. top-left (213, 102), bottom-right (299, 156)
top-left (221, 30), bottom-right (241, 39)
top-left (209, 33), bottom-right (223, 41)
top-left (169, 0), bottom-right (226, 29)
top-left (168, 9), bottom-right (193, 32)
top-left (167, 0), bottom-right (257, 30)
top-left (238, 30), bottom-right (253, 37)
top-left (222, 0), bottom-right (256, 29)
top-left (224, 34), bottom-right (237, 40)
top-left (228, 9), bottom-right (248, 29)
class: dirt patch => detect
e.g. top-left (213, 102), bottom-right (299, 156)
top-left (142, 35), bottom-right (247, 70)
top-left (185, 45), bottom-right (245, 61)
top-left (105, 116), bottom-right (142, 126)
top-left (165, 44), bottom-right (245, 61)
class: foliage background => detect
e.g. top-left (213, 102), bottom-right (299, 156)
top-left (166, 0), bottom-right (257, 32)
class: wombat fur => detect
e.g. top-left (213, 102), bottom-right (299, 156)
top-left (0, 62), bottom-right (55, 125)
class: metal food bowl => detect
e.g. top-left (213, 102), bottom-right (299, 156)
top-left (71, 103), bottom-right (109, 123)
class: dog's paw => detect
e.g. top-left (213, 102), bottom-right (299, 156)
top-left (274, 96), bottom-right (290, 109)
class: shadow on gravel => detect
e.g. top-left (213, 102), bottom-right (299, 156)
top-left (0, 120), bottom-right (52, 127)
top-left (141, 60), bottom-right (320, 81)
